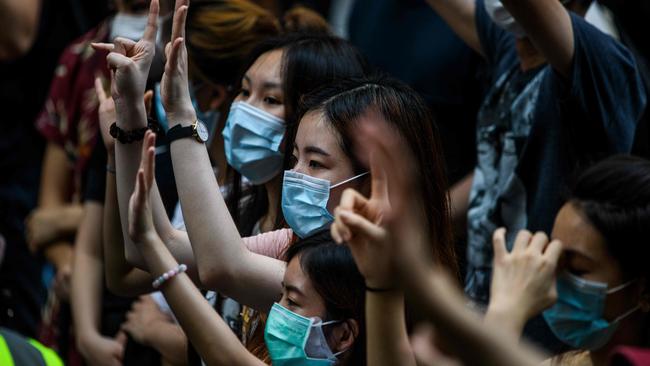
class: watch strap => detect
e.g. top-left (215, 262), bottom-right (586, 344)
top-left (166, 124), bottom-right (195, 143)
top-left (110, 118), bottom-right (161, 144)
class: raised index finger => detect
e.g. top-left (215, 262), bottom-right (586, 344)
top-left (142, 0), bottom-right (160, 42)
top-left (171, 0), bottom-right (189, 41)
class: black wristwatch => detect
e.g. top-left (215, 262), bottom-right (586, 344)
top-left (110, 119), bottom-right (160, 144)
top-left (166, 120), bottom-right (209, 144)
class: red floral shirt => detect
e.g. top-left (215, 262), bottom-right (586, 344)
top-left (35, 20), bottom-right (111, 197)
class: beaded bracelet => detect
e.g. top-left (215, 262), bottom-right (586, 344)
top-left (152, 264), bottom-right (187, 289)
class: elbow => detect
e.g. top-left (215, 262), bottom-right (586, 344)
top-left (124, 244), bottom-right (148, 270)
top-left (106, 276), bottom-right (136, 297)
top-left (198, 264), bottom-right (234, 292)
top-left (105, 276), bottom-right (130, 298)
top-left (105, 275), bottom-right (147, 298)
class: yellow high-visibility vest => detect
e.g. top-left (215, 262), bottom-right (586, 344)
top-left (0, 327), bottom-right (63, 366)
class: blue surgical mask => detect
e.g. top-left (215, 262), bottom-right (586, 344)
top-left (265, 302), bottom-right (344, 366)
top-left (543, 272), bottom-right (639, 351)
top-left (222, 102), bottom-right (285, 184)
top-left (282, 170), bottom-right (368, 238)
top-left (110, 13), bottom-right (165, 43)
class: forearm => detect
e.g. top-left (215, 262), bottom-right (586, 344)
top-left (70, 203), bottom-right (104, 344)
top-left (144, 321), bottom-right (189, 366)
top-left (484, 303), bottom-right (527, 339)
top-left (500, 0), bottom-right (573, 76)
top-left (404, 267), bottom-right (543, 366)
top-left (425, 0), bottom-right (482, 56)
top-left (138, 234), bottom-right (263, 366)
top-left (106, 156), bottom-right (201, 295)
top-left (104, 163), bottom-right (154, 296)
top-left (366, 291), bottom-right (416, 366)
top-left (115, 102), bottom-right (150, 267)
top-left (169, 132), bottom-right (283, 310)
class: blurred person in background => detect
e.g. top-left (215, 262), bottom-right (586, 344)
top-left (423, 0), bottom-right (647, 353)
top-left (0, 0), bottom-right (109, 340)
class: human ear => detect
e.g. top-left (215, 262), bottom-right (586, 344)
top-left (331, 319), bottom-right (359, 353)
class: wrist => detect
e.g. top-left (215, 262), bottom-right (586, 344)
top-left (77, 329), bottom-right (102, 353)
top-left (365, 278), bottom-right (397, 292)
top-left (166, 108), bottom-right (197, 127)
top-left (114, 102), bottom-right (147, 128)
top-left (485, 301), bottom-right (528, 335)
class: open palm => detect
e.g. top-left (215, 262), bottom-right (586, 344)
top-left (128, 131), bottom-right (157, 244)
top-left (160, 0), bottom-right (195, 125)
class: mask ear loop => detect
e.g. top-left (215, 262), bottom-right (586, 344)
top-left (607, 279), bottom-right (637, 294)
top-left (612, 304), bottom-right (641, 324)
top-left (319, 319), bottom-right (353, 358)
top-left (330, 172), bottom-right (370, 190)
top-left (607, 279), bottom-right (642, 324)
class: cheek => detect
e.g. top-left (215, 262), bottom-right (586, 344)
top-left (327, 188), bottom-right (344, 213)
top-left (270, 105), bottom-right (285, 121)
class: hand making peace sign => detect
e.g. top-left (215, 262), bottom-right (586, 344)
top-left (92, 0), bottom-right (159, 115)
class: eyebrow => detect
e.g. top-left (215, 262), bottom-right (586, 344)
top-left (242, 75), bottom-right (281, 90)
top-left (305, 145), bottom-right (330, 157)
top-left (565, 248), bottom-right (596, 264)
top-left (282, 281), bottom-right (305, 297)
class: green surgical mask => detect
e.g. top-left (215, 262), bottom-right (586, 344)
top-left (264, 302), bottom-right (345, 366)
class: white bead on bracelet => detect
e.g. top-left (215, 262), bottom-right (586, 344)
top-left (152, 264), bottom-right (187, 289)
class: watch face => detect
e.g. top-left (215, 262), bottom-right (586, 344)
top-left (195, 121), bottom-right (209, 142)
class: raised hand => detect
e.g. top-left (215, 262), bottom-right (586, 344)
top-left (95, 77), bottom-right (154, 156)
top-left (485, 228), bottom-right (562, 335)
top-left (128, 131), bottom-right (157, 244)
top-left (91, 0), bottom-right (159, 118)
top-left (160, 0), bottom-right (195, 125)
top-left (331, 111), bottom-right (430, 289)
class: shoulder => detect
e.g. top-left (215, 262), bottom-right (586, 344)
top-left (243, 229), bottom-right (294, 259)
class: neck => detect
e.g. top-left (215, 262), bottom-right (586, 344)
top-left (590, 312), bottom-right (647, 366)
top-left (515, 38), bottom-right (546, 72)
top-left (260, 174), bottom-right (282, 233)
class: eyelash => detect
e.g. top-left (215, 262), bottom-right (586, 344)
top-left (237, 89), bottom-right (281, 106)
top-left (264, 96), bottom-right (282, 105)
top-left (309, 160), bottom-right (324, 169)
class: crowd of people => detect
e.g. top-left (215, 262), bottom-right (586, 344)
top-left (1, 0), bottom-right (649, 365)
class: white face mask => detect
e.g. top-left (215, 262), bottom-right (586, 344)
top-left (110, 13), bottom-right (165, 43)
top-left (483, 0), bottom-right (526, 38)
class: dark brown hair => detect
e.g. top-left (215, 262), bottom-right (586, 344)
top-left (295, 76), bottom-right (459, 279)
top-left (229, 33), bottom-right (369, 235)
top-left (284, 228), bottom-right (366, 366)
top-left (185, 0), bottom-right (281, 88)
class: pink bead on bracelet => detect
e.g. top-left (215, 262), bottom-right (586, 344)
top-left (152, 264), bottom-right (187, 289)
